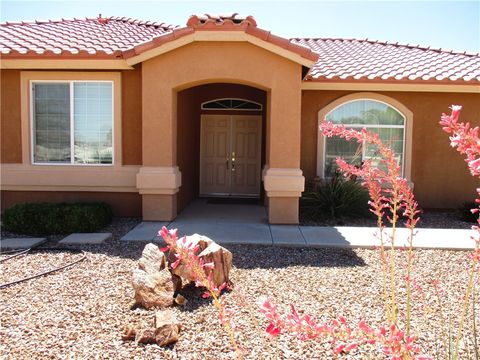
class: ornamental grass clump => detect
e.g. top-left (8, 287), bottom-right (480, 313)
top-left (300, 173), bottom-right (371, 222)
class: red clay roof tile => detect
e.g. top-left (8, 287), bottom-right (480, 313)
top-left (292, 38), bottom-right (480, 83)
top-left (1, 15), bottom-right (478, 83)
top-left (0, 16), bottom-right (176, 57)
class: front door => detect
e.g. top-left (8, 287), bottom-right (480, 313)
top-left (200, 114), bottom-right (262, 197)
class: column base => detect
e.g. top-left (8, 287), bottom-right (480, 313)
top-left (142, 194), bottom-right (177, 221)
top-left (263, 167), bottom-right (304, 224)
top-left (268, 197), bottom-right (300, 224)
top-left (136, 166), bottom-right (182, 221)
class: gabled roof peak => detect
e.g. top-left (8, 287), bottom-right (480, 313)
top-left (186, 13), bottom-right (257, 29)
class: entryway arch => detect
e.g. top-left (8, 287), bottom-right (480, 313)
top-left (138, 41), bottom-right (307, 223)
top-left (176, 83), bottom-right (267, 212)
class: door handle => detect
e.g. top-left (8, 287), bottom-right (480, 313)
top-left (231, 151), bottom-right (235, 171)
top-left (226, 153), bottom-right (229, 170)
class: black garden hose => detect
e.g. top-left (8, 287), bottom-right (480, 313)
top-left (0, 248), bottom-right (31, 263)
top-left (0, 247), bottom-right (87, 289)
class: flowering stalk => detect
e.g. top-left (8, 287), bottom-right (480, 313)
top-left (158, 227), bottom-right (241, 358)
top-left (320, 121), bottom-right (420, 329)
top-left (440, 105), bottom-right (480, 360)
top-left (260, 298), bottom-right (431, 360)
top-left (399, 179), bottom-right (421, 337)
top-left (336, 158), bottom-right (393, 318)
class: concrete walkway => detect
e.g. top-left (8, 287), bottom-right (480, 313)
top-left (1, 238), bottom-right (47, 250)
top-left (120, 199), bottom-right (477, 250)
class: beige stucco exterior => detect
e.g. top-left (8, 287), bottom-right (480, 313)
top-left (1, 31), bottom-right (479, 221)
top-left (138, 40), bottom-right (305, 222)
top-left (301, 90), bottom-right (480, 208)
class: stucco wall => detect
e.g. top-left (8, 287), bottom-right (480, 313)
top-left (1, 69), bottom-right (142, 214)
top-left (177, 87), bottom-right (199, 211)
top-left (121, 65), bottom-right (142, 165)
top-left (1, 69), bottom-right (22, 163)
top-left (176, 83), bottom-right (266, 211)
top-left (301, 90), bottom-right (480, 208)
top-left (142, 41), bottom-right (303, 168)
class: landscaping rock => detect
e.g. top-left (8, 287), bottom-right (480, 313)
top-left (135, 328), bottom-right (156, 344)
top-left (138, 243), bottom-right (166, 274)
top-left (197, 240), bottom-right (233, 287)
top-left (154, 310), bottom-right (181, 346)
top-left (171, 273), bottom-right (183, 293)
top-left (121, 325), bottom-right (136, 341)
top-left (132, 268), bottom-right (175, 309)
top-left (132, 243), bottom-right (175, 309)
top-left (170, 234), bottom-right (232, 287)
top-left (174, 294), bottom-right (187, 306)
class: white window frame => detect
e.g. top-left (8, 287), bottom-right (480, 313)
top-left (317, 93), bottom-right (413, 181)
top-left (30, 80), bottom-right (115, 166)
top-left (201, 98), bottom-right (263, 111)
top-left (323, 99), bottom-right (406, 177)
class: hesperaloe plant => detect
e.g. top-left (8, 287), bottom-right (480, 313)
top-left (439, 105), bottom-right (480, 360)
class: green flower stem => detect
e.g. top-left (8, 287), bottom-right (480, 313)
top-left (453, 243), bottom-right (479, 360)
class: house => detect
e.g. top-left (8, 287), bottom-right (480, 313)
top-left (1, 13), bottom-right (479, 224)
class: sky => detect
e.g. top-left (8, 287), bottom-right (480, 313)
top-left (1, 0), bottom-right (479, 54)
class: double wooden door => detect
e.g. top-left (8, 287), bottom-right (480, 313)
top-left (200, 115), bottom-right (262, 197)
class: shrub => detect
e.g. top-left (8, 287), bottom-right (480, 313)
top-left (2, 202), bottom-right (112, 235)
top-left (300, 173), bottom-right (371, 221)
top-left (458, 201), bottom-right (479, 223)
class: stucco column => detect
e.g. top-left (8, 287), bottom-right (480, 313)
top-left (264, 86), bottom-right (304, 224)
top-left (137, 61), bottom-right (181, 221)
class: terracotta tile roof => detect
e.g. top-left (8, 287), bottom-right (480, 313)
top-left (1, 14), bottom-right (478, 84)
top-left (0, 16), bottom-right (176, 57)
top-left (292, 38), bottom-right (480, 83)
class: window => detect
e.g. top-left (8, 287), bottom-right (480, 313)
top-left (201, 98), bottom-right (262, 111)
top-left (32, 81), bottom-right (113, 165)
top-left (323, 99), bottom-right (405, 177)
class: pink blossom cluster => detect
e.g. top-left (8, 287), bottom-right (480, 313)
top-left (440, 105), bottom-right (480, 177)
top-left (439, 105), bottom-right (480, 358)
top-left (320, 122), bottom-right (421, 229)
top-left (439, 106), bottom-right (480, 242)
top-left (158, 226), bottom-right (229, 299)
top-left (259, 298), bottom-right (431, 360)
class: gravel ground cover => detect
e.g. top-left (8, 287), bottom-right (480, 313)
top-left (1, 216), bottom-right (478, 359)
top-left (300, 208), bottom-right (475, 228)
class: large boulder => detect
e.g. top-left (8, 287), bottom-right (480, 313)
top-left (132, 244), bottom-right (175, 309)
top-left (170, 234), bottom-right (232, 287)
top-left (132, 268), bottom-right (175, 309)
top-left (138, 243), bottom-right (165, 273)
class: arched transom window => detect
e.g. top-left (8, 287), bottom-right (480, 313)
top-left (201, 98), bottom-right (262, 111)
top-left (323, 99), bottom-right (406, 177)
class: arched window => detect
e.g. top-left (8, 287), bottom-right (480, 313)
top-left (201, 98), bottom-right (262, 111)
top-left (321, 98), bottom-right (408, 178)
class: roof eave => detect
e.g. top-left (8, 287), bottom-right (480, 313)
top-left (0, 57), bottom-right (133, 70)
top-left (123, 26), bottom-right (318, 67)
top-left (302, 79), bottom-right (480, 93)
